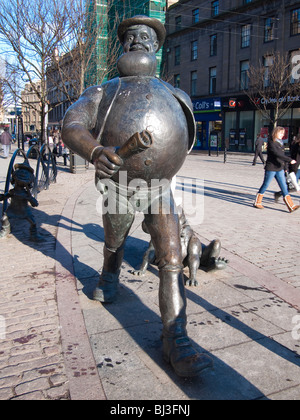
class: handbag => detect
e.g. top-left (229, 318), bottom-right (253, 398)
top-left (286, 172), bottom-right (300, 192)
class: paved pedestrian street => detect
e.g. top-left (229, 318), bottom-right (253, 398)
top-left (0, 146), bottom-right (300, 400)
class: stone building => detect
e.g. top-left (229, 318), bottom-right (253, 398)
top-left (165, 0), bottom-right (300, 151)
top-left (21, 82), bottom-right (42, 139)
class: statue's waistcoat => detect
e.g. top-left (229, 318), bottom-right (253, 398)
top-left (95, 76), bottom-right (189, 184)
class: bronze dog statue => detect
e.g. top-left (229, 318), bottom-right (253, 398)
top-left (132, 208), bottom-right (228, 286)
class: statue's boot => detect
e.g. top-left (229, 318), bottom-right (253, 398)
top-left (160, 267), bottom-right (213, 377)
top-left (200, 239), bottom-right (221, 267)
top-left (0, 214), bottom-right (11, 238)
top-left (93, 245), bottom-right (123, 303)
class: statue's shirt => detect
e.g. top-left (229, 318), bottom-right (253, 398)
top-left (94, 76), bottom-right (191, 184)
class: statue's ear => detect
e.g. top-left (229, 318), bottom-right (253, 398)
top-left (154, 40), bottom-right (159, 52)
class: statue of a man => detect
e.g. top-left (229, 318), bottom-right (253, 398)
top-left (62, 15), bottom-right (213, 377)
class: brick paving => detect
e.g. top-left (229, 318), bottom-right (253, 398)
top-left (0, 146), bottom-right (93, 400)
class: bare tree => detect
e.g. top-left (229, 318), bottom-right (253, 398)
top-left (0, 0), bottom-right (71, 142)
top-left (47, 0), bottom-right (123, 108)
top-left (246, 51), bottom-right (300, 129)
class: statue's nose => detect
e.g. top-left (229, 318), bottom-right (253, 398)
top-left (132, 35), bottom-right (141, 44)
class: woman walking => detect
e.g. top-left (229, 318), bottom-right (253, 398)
top-left (254, 126), bottom-right (299, 213)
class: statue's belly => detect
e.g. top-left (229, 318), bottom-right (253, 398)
top-left (100, 77), bottom-right (189, 184)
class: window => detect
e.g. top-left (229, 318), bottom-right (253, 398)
top-left (211, 1), bottom-right (219, 17)
top-left (191, 40), bottom-right (198, 61)
top-left (263, 56), bottom-right (274, 87)
top-left (175, 16), bottom-right (181, 31)
top-left (264, 17), bottom-right (275, 42)
top-left (174, 74), bottom-right (180, 88)
top-left (291, 8), bottom-right (300, 36)
top-left (175, 46), bottom-right (180, 65)
top-left (210, 34), bottom-right (217, 56)
top-left (241, 24), bottom-right (251, 48)
top-left (192, 8), bottom-right (200, 24)
top-left (209, 67), bottom-right (217, 94)
top-left (191, 71), bottom-right (197, 96)
top-left (240, 60), bottom-right (249, 90)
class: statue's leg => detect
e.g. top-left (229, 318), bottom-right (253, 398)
top-left (185, 235), bottom-right (201, 286)
top-left (200, 239), bottom-right (228, 270)
top-left (144, 192), bottom-right (213, 377)
top-left (93, 209), bottom-right (134, 303)
top-left (0, 213), bottom-right (11, 238)
top-left (200, 239), bottom-right (221, 267)
top-left (131, 240), bottom-right (155, 276)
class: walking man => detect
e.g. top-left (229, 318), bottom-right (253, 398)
top-left (252, 133), bottom-right (265, 166)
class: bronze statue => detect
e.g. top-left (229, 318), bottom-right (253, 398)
top-left (0, 161), bottom-right (40, 240)
top-left (132, 207), bottom-right (228, 286)
top-left (62, 15), bottom-right (213, 377)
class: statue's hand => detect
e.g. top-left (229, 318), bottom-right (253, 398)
top-left (93, 147), bottom-right (123, 179)
top-left (31, 198), bottom-right (39, 207)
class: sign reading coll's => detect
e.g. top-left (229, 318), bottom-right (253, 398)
top-left (193, 98), bottom-right (221, 113)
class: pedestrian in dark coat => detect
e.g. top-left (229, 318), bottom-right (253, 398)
top-left (290, 134), bottom-right (300, 183)
top-left (252, 134), bottom-right (265, 165)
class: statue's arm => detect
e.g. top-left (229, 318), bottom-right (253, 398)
top-left (0, 192), bottom-right (12, 201)
top-left (29, 195), bottom-right (39, 207)
top-left (62, 86), bottom-right (104, 162)
top-left (62, 86), bottom-right (123, 179)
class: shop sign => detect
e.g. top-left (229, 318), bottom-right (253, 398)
top-left (210, 134), bottom-right (218, 147)
top-left (255, 95), bottom-right (300, 105)
top-left (193, 98), bottom-right (221, 113)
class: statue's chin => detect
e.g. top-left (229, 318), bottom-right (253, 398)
top-left (117, 52), bottom-right (157, 77)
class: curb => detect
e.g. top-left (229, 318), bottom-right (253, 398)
top-left (55, 179), bottom-right (106, 400)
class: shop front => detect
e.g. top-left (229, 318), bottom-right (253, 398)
top-left (223, 95), bottom-right (300, 152)
top-left (192, 98), bottom-right (222, 151)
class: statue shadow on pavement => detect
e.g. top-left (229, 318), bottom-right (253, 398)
top-left (87, 275), bottom-right (270, 400)
top-left (177, 177), bottom-right (294, 215)
top-left (71, 224), bottom-right (300, 399)
top-left (3, 205), bottom-right (299, 399)
top-left (67, 223), bottom-right (275, 400)
top-left (92, 276), bottom-right (300, 400)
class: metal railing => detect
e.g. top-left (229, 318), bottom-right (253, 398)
top-left (27, 144), bottom-right (57, 197)
top-left (2, 145), bottom-right (57, 216)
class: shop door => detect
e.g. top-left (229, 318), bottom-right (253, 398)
top-left (195, 122), bottom-right (207, 149)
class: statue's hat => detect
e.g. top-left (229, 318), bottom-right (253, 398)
top-left (117, 15), bottom-right (166, 51)
top-left (14, 161), bottom-right (34, 174)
